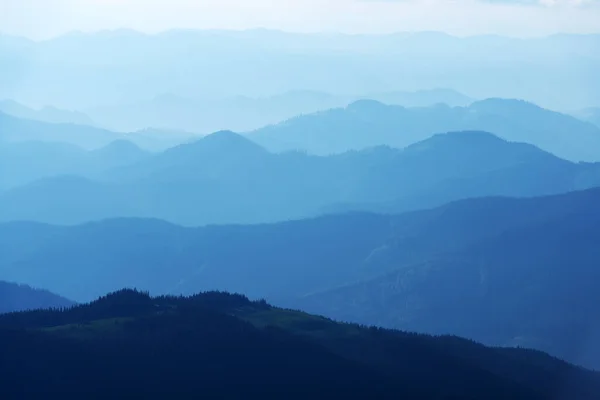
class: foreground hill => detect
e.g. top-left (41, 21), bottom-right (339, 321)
top-left (1, 289), bottom-right (599, 399)
top-left (1, 130), bottom-right (599, 225)
top-left (0, 281), bottom-right (73, 314)
top-left (2, 188), bottom-right (600, 367)
top-left (248, 98), bottom-right (600, 162)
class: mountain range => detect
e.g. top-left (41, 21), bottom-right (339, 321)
top-left (0, 110), bottom-right (196, 151)
top-left (2, 187), bottom-right (600, 368)
top-left (0, 139), bottom-right (149, 190)
top-left (1, 289), bottom-right (600, 399)
top-left (0, 99), bottom-right (95, 126)
top-left (1, 30), bottom-right (599, 110)
top-left (2, 129), bottom-right (599, 225)
top-left (249, 98), bottom-right (600, 162)
top-left (84, 89), bottom-right (474, 133)
top-left (3, 26), bottom-right (599, 400)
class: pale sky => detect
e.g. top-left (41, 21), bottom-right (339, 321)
top-left (1, 0), bottom-right (600, 39)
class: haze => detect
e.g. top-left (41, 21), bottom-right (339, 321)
top-left (2, 0), bottom-right (600, 39)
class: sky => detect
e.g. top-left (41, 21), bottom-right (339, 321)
top-left (1, 0), bottom-right (600, 39)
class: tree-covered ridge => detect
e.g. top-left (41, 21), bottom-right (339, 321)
top-left (1, 289), bottom-right (600, 399)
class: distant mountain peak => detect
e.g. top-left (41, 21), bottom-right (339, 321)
top-left (346, 99), bottom-right (390, 112)
top-left (165, 130), bottom-right (269, 161)
top-left (201, 130), bottom-right (266, 150)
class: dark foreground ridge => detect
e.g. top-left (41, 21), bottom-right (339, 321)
top-left (1, 289), bottom-right (599, 399)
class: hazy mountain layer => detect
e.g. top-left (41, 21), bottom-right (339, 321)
top-left (0, 281), bottom-right (73, 314)
top-left (2, 188), bottom-right (600, 368)
top-left (1, 30), bottom-right (598, 110)
top-left (2, 130), bottom-right (599, 225)
top-left (0, 139), bottom-right (149, 189)
top-left (0, 99), bottom-right (95, 126)
top-left (0, 111), bottom-right (196, 151)
top-left (84, 89), bottom-right (473, 133)
top-left (249, 98), bottom-right (600, 162)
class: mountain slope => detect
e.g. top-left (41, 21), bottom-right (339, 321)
top-left (574, 107), bottom-right (600, 129)
top-left (0, 281), bottom-right (73, 314)
top-left (2, 130), bottom-right (599, 225)
top-left (248, 99), bottom-right (600, 162)
top-left (291, 190), bottom-right (600, 369)
top-left (2, 289), bottom-right (599, 399)
top-left (3, 188), bottom-right (600, 368)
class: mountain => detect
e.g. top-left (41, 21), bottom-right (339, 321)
top-left (0, 99), bottom-right (95, 125)
top-left (0, 111), bottom-right (196, 151)
top-left (85, 91), bottom-right (346, 133)
top-left (2, 130), bottom-right (599, 225)
top-left (573, 107), bottom-right (600, 129)
top-left (366, 88), bottom-right (474, 108)
top-left (3, 188), bottom-right (600, 368)
top-left (1, 289), bottom-right (600, 399)
top-left (0, 140), bottom-right (86, 190)
top-left (0, 281), bottom-right (73, 314)
top-left (248, 98), bottom-right (600, 162)
top-left (89, 140), bottom-right (149, 167)
top-left (293, 189), bottom-right (600, 369)
top-left (85, 89), bottom-right (473, 133)
top-left (0, 111), bottom-right (122, 149)
top-left (1, 30), bottom-right (598, 111)
top-left (0, 139), bottom-right (149, 189)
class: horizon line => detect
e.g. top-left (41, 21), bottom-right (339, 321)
top-left (2, 27), bottom-right (600, 43)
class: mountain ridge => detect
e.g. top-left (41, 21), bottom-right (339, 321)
top-left (248, 98), bottom-right (600, 162)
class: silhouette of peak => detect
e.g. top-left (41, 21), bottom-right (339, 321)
top-left (167, 130), bottom-right (268, 159)
top-left (346, 99), bottom-right (389, 112)
top-left (204, 130), bottom-right (243, 141)
top-left (407, 131), bottom-right (505, 150)
top-left (403, 130), bottom-right (559, 162)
